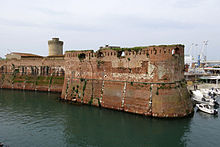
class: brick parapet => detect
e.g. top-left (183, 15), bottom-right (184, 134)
top-left (64, 45), bottom-right (184, 83)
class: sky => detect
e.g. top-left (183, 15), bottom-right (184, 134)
top-left (0, 0), bottom-right (220, 60)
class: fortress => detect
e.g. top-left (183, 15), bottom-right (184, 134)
top-left (0, 38), bottom-right (193, 117)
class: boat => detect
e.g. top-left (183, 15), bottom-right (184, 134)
top-left (0, 142), bottom-right (3, 147)
top-left (210, 88), bottom-right (220, 96)
top-left (192, 90), bottom-right (205, 99)
top-left (200, 88), bottom-right (219, 97)
top-left (191, 90), bottom-right (219, 107)
top-left (196, 104), bottom-right (218, 115)
top-left (192, 96), bottom-right (218, 106)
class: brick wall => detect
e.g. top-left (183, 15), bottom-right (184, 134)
top-left (0, 57), bottom-right (65, 92)
top-left (61, 45), bottom-right (193, 117)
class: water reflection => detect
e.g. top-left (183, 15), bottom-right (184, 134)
top-left (196, 110), bottom-right (218, 120)
top-left (61, 103), bottom-right (193, 146)
top-left (0, 89), bottom-right (194, 147)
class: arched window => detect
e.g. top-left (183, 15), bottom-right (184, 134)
top-left (154, 49), bottom-right (157, 55)
top-left (164, 48), bottom-right (166, 53)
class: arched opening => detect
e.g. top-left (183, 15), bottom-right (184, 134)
top-left (97, 51), bottom-right (104, 58)
top-left (78, 53), bottom-right (86, 61)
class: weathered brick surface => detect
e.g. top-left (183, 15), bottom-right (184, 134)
top-left (124, 83), bottom-right (151, 114)
top-left (0, 57), bottom-right (64, 92)
top-left (0, 74), bottom-right (63, 92)
top-left (101, 81), bottom-right (123, 110)
top-left (24, 83), bottom-right (36, 91)
top-left (61, 45), bottom-right (193, 117)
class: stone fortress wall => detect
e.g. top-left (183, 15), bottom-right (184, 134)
top-left (61, 45), bottom-right (193, 117)
top-left (0, 57), bottom-right (65, 92)
top-left (0, 39), bottom-right (193, 118)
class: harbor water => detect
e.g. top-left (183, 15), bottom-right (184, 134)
top-left (0, 89), bottom-right (220, 147)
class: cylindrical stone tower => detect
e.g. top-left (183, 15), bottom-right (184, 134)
top-left (48, 38), bottom-right (64, 56)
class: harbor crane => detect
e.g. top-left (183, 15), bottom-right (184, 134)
top-left (185, 43), bottom-right (194, 68)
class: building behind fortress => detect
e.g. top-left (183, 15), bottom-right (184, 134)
top-left (0, 38), bottom-right (193, 118)
top-left (0, 38), bottom-right (65, 92)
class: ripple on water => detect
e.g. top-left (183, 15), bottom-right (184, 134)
top-left (1, 89), bottom-right (220, 147)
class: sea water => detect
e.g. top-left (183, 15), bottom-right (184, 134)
top-left (0, 89), bottom-right (220, 147)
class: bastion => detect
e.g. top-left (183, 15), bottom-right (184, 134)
top-left (61, 44), bottom-right (193, 117)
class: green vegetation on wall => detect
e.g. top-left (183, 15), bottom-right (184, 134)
top-left (97, 60), bottom-right (104, 68)
top-left (88, 95), bottom-right (93, 105)
top-left (82, 80), bottom-right (87, 97)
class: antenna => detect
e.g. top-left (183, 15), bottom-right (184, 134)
top-left (204, 40), bottom-right (208, 61)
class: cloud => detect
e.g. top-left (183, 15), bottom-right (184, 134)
top-left (0, 0), bottom-right (220, 59)
top-left (172, 0), bottom-right (206, 8)
top-left (32, 7), bottom-right (71, 16)
top-left (0, 17), bottom-right (37, 28)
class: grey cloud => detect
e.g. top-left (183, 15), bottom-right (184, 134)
top-left (0, 17), bottom-right (37, 28)
top-left (98, 14), bottom-right (198, 30)
top-left (0, 17), bottom-right (103, 32)
top-left (173, 0), bottom-right (206, 8)
top-left (50, 23), bottom-right (104, 32)
top-left (0, 0), bottom-right (220, 60)
top-left (32, 7), bottom-right (71, 16)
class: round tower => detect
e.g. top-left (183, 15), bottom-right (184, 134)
top-left (48, 38), bottom-right (64, 56)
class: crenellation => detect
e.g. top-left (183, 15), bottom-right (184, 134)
top-left (64, 45), bottom-right (184, 62)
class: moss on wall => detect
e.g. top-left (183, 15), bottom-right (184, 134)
top-left (0, 73), bottom-right (64, 92)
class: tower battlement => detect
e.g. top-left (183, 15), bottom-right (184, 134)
top-left (65, 44), bottom-right (184, 58)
